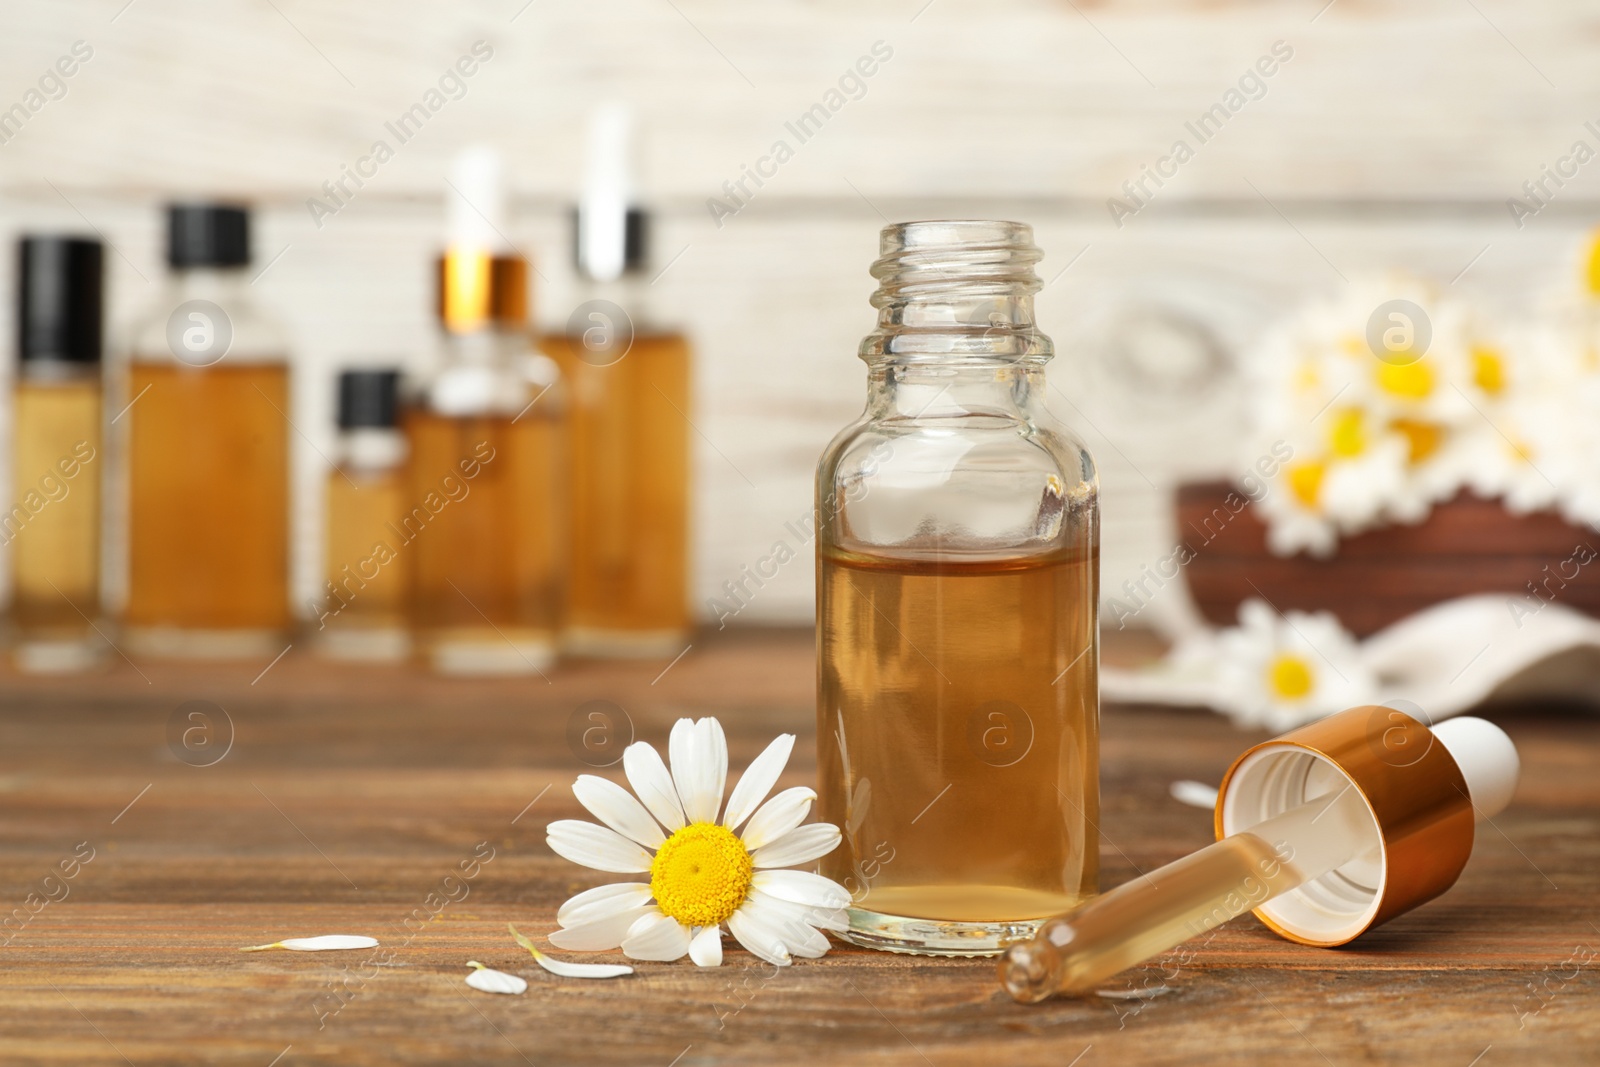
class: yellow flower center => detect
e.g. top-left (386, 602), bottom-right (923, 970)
top-left (1267, 654), bottom-right (1315, 700)
top-left (649, 822), bottom-right (753, 929)
top-left (1471, 346), bottom-right (1506, 395)
top-left (1376, 358), bottom-right (1434, 400)
top-left (1328, 408), bottom-right (1366, 458)
top-left (1390, 418), bottom-right (1443, 463)
top-left (1586, 229), bottom-right (1600, 296)
top-left (1286, 460), bottom-right (1326, 508)
top-left (1293, 360), bottom-right (1320, 392)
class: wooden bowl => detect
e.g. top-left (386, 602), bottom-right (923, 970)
top-left (1176, 481), bottom-right (1600, 636)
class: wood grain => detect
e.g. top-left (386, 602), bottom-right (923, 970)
top-left (0, 629), bottom-right (1595, 1064)
top-left (1177, 481), bottom-right (1600, 634)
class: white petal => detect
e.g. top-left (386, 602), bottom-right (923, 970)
top-left (557, 882), bottom-right (654, 927)
top-left (726, 907), bottom-right (791, 967)
top-left (750, 823), bottom-right (841, 868)
top-left (573, 775), bottom-right (667, 849)
top-left (510, 922), bottom-right (634, 976)
top-left (744, 892), bottom-right (835, 957)
top-left (547, 905), bottom-right (657, 951)
top-left (546, 820), bottom-right (652, 873)
top-left (531, 953), bottom-right (634, 979)
top-left (722, 733), bottom-right (795, 831)
top-left (689, 925), bottom-right (723, 967)
top-left (751, 869), bottom-right (851, 910)
top-left (740, 787), bottom-right (816, 850)
top-left (804, 907), bottom-right (850, 934)
top-left (670, 718), bottom-right (727, 825)
top-left (668, 719), bottom-right (696, 807)
top-left (241, 935), bottom-right (378, 952)
top-left (623, 742), bottom-right (686, 832)
top-left (466, 964), bottom-right (526, 995)
top-left (620, 912), bottom-right (693, 962)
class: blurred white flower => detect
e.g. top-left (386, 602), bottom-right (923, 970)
top-left (1244, 271), bottom-right (1600, 555)
top-left (1197, 600), bottom-right (1377, 731)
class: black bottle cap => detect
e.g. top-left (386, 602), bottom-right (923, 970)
top-left (571, 205), bottom-right (648, 278)
top-left (18, 236), bottom-right (104, 364)
top-left (337, 369), bottom-right (402, 430)
top-left (167, 203), bottom-right (250, 268)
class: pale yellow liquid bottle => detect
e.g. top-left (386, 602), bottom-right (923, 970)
top-left (9, 237), bottom-right (106, 672)
top-left (123, 204), bottom-right (291, 658)
top-left (816, 221), bottom-right (1100, 955)
top-left (545, 108), bottom-right (690, 656)
top-left (316, 369), bottom-right (408, 660)
top-left (405, 147), bottom-right (565, 675)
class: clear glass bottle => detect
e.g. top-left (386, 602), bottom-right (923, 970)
top-left (316, 369), bottom-right (409, 661)
top-left (404, 147), bottom-right (564, 675)
top-left (8, 236), bottom-right (106, 672)
top-left (543, 104), bottom-right (691, 657)
top-left (123, 203), bottom-right (292, 658)
top-left (815, 220), bottom-right (1100, 956)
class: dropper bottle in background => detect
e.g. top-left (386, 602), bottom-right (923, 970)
top-left (123, 204), bottom-right (292, 658)
top-left (8, 236), bottom-right (106, 672)
top-left (404, 146), bottom-right (565, 675)
top-left (318, 369), bottom-right (409, 662)
top-left (543, 103), bottom-right (691, 657)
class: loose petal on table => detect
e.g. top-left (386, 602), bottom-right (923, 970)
top-left (240, 935), bottom-right (379, 952)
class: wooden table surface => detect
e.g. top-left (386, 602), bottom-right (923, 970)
top-left (0, 628), bottom-right (1595, 1066)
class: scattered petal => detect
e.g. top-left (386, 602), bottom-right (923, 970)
top-left (508, 924), bottom-right (633, 979)
top-left (573, 775), bottom-right (668, 849)
top-left (741, 787), bottom-right (816, 850)
top-left (556, 882), bottom-right (654, 927)
top-left (1169, 780), bottom-right (1219, 810)
top-left (722, 733), bottom-right (795, 830)
top-left (465, 962), bottom-right (527, 995)
top-left (623, 741), bottom-right (686, 832)
top-left (689, 925), bottom-right (723, 967)
top-left (750, 823), bottom-right (841, 868)
top-left (546, 819), bottom-right (652, 873)
top-left (240, 935), bottom-right (378, 952)
top-left (621, 911), bottom-right (693, 962)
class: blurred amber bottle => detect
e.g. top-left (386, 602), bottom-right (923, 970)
top-left (405, 148), bottom-right (565, 675)
top-left (123, 203), bottom-right (291, 658)
top-left (543, 104), bottom-right (691, 657)
top-left (8, 237), bottom-right (106, 672)
top-left (317, 369), bottom-right (408, 661)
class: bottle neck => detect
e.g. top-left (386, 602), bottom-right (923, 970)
top-left (571, 271), bottom-right (663, 335)
top-left (867, 360), bottom-right (1044, 422)
top-left (18, 359), bottom-right (101, 384)
top-left (860, 220), bottom-right (1051, 420)
top-left (166, 265), bottom-right (252, 302)
top-left (337, 426), bottom-right (406, 473)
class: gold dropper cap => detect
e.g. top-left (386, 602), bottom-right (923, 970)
top-left (436, 249), bottom-right (528, 333)
top-left (1215, 704), bottom-right (1477, 947)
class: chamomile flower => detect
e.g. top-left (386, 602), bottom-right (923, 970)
top-left (1210, 600), bottom-right (1377, 731)
top-left (545, 717), bottom-right (849, 968)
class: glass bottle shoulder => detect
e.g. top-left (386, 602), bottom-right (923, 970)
top-left (129, 270), bottom-right (288, 365)
top-left (817, 400), bottom-right (1098, 562)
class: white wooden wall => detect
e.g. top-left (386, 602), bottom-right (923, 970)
top-left (2, 0), bottom-right (1599, 626)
